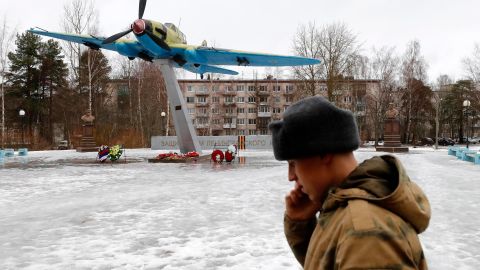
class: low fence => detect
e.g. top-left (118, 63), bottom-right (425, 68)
top-left (151, 135), bottom-right (273, 150)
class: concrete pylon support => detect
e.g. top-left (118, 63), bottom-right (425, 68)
top-left (154, 59), bottom-right (202, 153)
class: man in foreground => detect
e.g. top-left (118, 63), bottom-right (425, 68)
top-left (268, 96), bottom-right (431, 269)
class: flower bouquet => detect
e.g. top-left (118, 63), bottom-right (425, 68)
top-left (108, 145), bottom-right (123, 162)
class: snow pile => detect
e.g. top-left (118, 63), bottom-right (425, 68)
top-left (1, 148), bottom-right (479, 269)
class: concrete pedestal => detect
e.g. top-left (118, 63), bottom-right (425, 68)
top-left (154, 60), bottom-right (202, 154)
top-left (376, 119), bottom-right (409, 153)
top-left (76, 124), bottom-right (98, 152)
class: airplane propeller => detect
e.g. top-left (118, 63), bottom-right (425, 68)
top-left (139, 0), bottom-right (147, 19)
top-left (102, 0), bottom-right (171, 51)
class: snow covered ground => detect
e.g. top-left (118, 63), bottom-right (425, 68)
top-left (1, 147), bottom-right (479, 269)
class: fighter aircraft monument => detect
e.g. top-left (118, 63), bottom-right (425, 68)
top-left (29, 0), bottom-right (320, 153)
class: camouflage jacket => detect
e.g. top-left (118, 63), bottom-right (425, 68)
top-left (285, 155), bottom-right (431, 269)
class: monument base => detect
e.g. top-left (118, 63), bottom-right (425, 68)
top-left (148, 154), bottom-right (210, 163)
top-left (378, 118), bottom-right (408, 153)
top-left (376, 146), bottom-right (409, 153)
top-left (76, 124), bottom-right (98, 152)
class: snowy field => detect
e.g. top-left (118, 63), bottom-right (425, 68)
top-left (1, 147), bottom-right (479, 269)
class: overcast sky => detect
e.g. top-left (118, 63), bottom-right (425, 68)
top-left (1, 0), bottom-right (479, 82)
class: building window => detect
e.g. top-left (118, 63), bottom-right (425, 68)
top-left (224, 118), bottom-right (234, 124)
top-left (212, 85), bottom-right (219, 92)
top-left (249, 129), bottom-right (256, 135)
top-left (286, 96), bottom-right (293, 103)
top-left (212, 119), bottom-right (220, 125)
top-left (225, 85), bottom-right (233, 92)
top-left (274, 96), bottom-right (281, 103)
top-left (236, 97), bottom-right (244, 103)
top-left (224, 96), bottom-right (234, 103)
top-left (248, 107), bottom-right (257, 114)
top-left (197, 117), bottom-right (208, 125)
top-left (248, 85), bottom-right (256, 92)
top-left (225, 107), bottom-right (234, 114)
top-left (187, 97), bottom-right (195, 103)
top-left (259, 129), bottom-right (269, 135)
top-left (259, 96), bottom-right (268, 103)
top-left (258, 118), bottom-right (270, 126)
top-left (248, 96), bottom-right (256, 103)
top-left (238, 129), bottom-right (246, 135)
top-left (197, 96), bottom-right (207, 103)
top-left (212, 108), bottom-right (219, 114)
top-left (237, 108), bottom-right (245, 114)
top-left (248, 119), bottom-right (257, 125)
top-left (273, 107), bottom-right (281, 114)
top-left (237, 85), bottom-right (245, 92)
top-left (238, 118), bottom-right (245, 125)
top-left (198, 107), bottom-right (208, 114)
top-left (286, 85), bottom-right (294, 92)
top-left (212, 96), bottom-right (219, 103)
top-left (344, 96), bottom-right (352, 103)
top-left (259, 106), bottom-right (270, 113)
top-left (187, 86), bottom-right (194, 92)
top-left (273, 85), bottom-right (281, 92)
top-left (188, 108), bottom-right (195, 114)
top-left (259, 85), bottom-right (267, 92)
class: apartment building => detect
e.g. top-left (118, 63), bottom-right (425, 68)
top-left (106, 78), bottom-right (381, 138)
top-left (179, 79), bottom-right (381, 137)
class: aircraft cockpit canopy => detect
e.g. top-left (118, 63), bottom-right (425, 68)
top-left (165, 23), bottom-right (187, 44)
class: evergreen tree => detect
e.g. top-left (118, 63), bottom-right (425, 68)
top-left (441, 80), bottom-right (478, 142)
top-left (7, 31), bottom-right (42, 140)
top-left (39, 39), bottom-right (68, 142)
top-left (7, 31), bottom-right (41, 101)
top-left (7, 31), bottom-right (69, 144)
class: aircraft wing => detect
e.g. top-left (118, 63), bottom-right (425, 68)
top-left (182, 63), bottom-right (238, 76)
top-left (28, 28), bottom-right (148, 59)
top-left (191, 46), bottom-right (320, 67)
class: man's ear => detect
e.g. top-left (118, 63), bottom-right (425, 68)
top-left (320, 154), bottom-right (334, 165)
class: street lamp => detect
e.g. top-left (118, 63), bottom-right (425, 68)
top-left (463, 100), bottom-right (471, 148)
top-left (161, 111), bottom-right (166, 136)
top-left (435, 97), bottom-right (442, 150)
top-left (18, 109), bottom-right (25, 145)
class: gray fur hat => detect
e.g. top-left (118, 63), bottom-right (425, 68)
top-left (268, 96), bottom-right (360, 160)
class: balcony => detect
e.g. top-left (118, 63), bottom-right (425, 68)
top-left (258, 90), bottom-right (269, 96)
top-left (354, 111), bottom-right (366, 117)
top-left (196, 112), bottom-right (209, 117)
top-left (195, 89), bottom-right (209, 95)
top-left (211, 124), bottom-right (223, 131)
top-left (195, 123), bottom-right (210, 129)
top-left (225, 113), bottom-right (237, 118)
top-left (222, 90), bottom-right (236, 96)
top-left (223, 101), bottom-right (236, 106)
top-left (223, 123), bottom-right (237, 129)
top-left (195, 101), bottom-right (209, 106)
top-left (257, 112), bottom-right (272, 118)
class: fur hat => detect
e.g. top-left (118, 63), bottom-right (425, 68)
top-left (269, 96), bottom-right (360, 160)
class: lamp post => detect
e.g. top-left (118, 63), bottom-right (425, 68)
top-left (435, 97), bottom-right (442, 150)
top-left (161, 111), bottom-right (166, 136)
top-left (463, 100), bottom-right (471, 148)
top-left (18, 109), bottom-right (25, 146)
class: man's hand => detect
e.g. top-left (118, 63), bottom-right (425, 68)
top-left (285, 183), bottom-right (321, 221)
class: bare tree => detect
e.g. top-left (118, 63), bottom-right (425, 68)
top-left (317, 22), bottom-right (361, 102)
top-left (400, 40), bottom-right (428, 143)
top-left (365, 46), bottom-right (399, 145)
top-left (0, 16), bottom-right (16, 148)
top-left (463, 43), bottom-right (480, 83)
top-left (292, 22), bottom-right (323, 97)
top-left (61, 0), bottom-right (98, 89)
